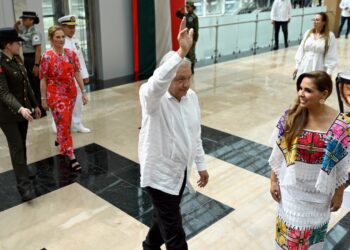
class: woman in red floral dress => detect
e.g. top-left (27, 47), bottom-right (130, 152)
top-left (39, 26), bottom-right (88, 170)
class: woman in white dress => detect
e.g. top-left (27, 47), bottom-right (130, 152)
top-left (294, 12), bottom-right (337, 79)
top-left (269, 71), bottom-right (348, 249)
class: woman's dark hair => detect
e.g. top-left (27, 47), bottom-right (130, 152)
top-left (0, 41), bottom-right (10, 50)
top-left (284, 71), bottom-right (333, 150)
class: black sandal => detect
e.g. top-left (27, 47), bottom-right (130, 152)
top-left (69, 159), bottom-right (82, 172)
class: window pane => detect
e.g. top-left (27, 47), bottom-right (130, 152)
top-left (224, 0), bottom-right (240, 14)
top-left (206, 0), bottom-right (223, 16)
top-left (194, 0), bottom-right (204, 16)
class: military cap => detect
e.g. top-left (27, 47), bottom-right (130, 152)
top-left (186, 1), bottom-right (196, 9)
top-left (58, 15), bottom-right (77, 26)
top-left (19, 11), bottom-right (40, 24)
top-left (0, 27), bottom-right (24, 42)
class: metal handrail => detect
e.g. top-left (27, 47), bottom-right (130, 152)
top-left (198, 9), bottom-right (329, 63)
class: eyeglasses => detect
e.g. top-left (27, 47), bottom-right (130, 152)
top-left (312, 18), bottom-right (322, 22)
top-left (174, 76), bottom-right (191, 84)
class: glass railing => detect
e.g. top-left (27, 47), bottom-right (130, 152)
top-left (196, 5), bottom-right (327, 65)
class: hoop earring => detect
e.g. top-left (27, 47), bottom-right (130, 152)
top-left (319, 99), bottom-right (325, 105)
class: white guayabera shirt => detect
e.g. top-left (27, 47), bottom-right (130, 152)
top-left (138, 52), bottom-right (206, 195)
top-left (271, 0), bottom-right (292, 22)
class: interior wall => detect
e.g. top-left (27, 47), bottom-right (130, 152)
top-left (93, 0), bottom-right (134, 81)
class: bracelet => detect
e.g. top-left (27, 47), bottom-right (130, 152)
top-left (82, 89), bottom-right (87, 93)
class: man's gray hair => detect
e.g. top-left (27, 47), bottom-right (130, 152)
top-left (158, 51), bottom-right (191, 68)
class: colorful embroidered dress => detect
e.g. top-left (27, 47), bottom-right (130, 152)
top-left (269, 111), bottom-right (349, 250)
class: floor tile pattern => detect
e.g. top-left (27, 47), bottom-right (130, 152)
top-left (0, 143), bottom-right (233, 239)
top-left (201, 125), bottom-right (272, 177)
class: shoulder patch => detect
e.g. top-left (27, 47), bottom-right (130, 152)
top-left (33, 34), bottom-right (40, 42)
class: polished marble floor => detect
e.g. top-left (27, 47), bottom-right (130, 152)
top-left (1, 38), bottom-right (350, 249)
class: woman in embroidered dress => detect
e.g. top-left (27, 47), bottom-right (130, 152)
top-left (39, 26), bottom-right (88, 171)
top-left (269, 71), bottom-right (348, 250)
top-left (294, 12), bottom-right (337, 79)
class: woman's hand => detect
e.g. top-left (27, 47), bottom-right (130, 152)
top-left (293, 69), bottom-right (298, 80)
top-left (331, 188), bottom-right (344, 212)
top-left (270, 181), bottom-right (281, 203)
top-left (41, 99), bottom-right (49, 111)
top-left (34, 107), bottom-right (41, 119)
top-left (19, 107), bottom-right (34, 122)
top-left (32, 65), bottom-right (39, 77)
top-left (82, 92), bottom-right (88, 105)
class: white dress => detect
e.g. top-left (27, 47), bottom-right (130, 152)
top-left (269, 111), bottom-right (349, 250)
top-left (295, 30), bottom-right (338, 78)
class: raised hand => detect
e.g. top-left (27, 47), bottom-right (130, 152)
top-left (177, 17), bottom-right (194, 58)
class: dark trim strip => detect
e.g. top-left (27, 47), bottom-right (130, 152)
top-left (170, 0), bottom-right (183, 51)
top-left (132, 0), bottom-right (139, 76)
top-left (137, 0), bottom-right (156, 78)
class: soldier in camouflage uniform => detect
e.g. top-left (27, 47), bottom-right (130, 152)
top-left (176, 1), bottom-right (199, 74)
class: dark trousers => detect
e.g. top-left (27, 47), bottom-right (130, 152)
top-left (338, 16), bottom-right (350, 37)
top-left (0, 121), bottom-right (31, 189)
top-left (143, 172), bottom-right (188, 250)
top-left (274, 21), bottom-right (289, 48)
top-left (23, 53), bottom-right (46, 117)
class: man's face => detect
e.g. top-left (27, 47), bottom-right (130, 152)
top-left (186, 5), bottom-right (194, 12)
top-left (169, 64), bottom-right (192, 101)
top-left (62, 25), bottom-right (76, 38)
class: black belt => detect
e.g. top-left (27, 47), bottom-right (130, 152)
top-left (23, 53), bottom-right (35, 56)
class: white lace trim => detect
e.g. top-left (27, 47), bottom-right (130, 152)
top-left (277, 199), bottom-right (330, 230)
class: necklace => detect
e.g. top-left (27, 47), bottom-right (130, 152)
top-left (53, 48), bottom-right (64, 56)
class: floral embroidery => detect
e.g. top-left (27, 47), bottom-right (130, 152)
top-left (296, 131), bottom-right (326, 164)
top-left (275, 217), bottom-right (328, 250)
top-left (309, 223), bottom-right (327, 245)
top-left (275, 112), bottom-right (349, 175)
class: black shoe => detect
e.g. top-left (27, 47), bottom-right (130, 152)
top-left (69, 159), bottom-right (82, 172)
top-left (285, 43), bottom-right (289, 48)
top-left (18, 184), bottom-right (36, 202)
top-left (346, 35), bottom-right (348, 39)
top-left (55, 140), bottom-right (59, 146)
top-left (272, 46), bottom-right (279, 50)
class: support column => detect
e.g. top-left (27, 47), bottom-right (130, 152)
top-left (0, 0), bottom-right (15, 27)
top-left (325, 0), bottom-right (341, 33)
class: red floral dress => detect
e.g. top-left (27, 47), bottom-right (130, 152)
top-left (39, 48), bottom-right (80, 158)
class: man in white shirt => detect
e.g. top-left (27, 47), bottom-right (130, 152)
top-left (271, 0), bottom-right (292, 50)
top-left (139, 18), bottom-right (209, 250)
top-left (53, 15), bottom-right (90, 133)
top-left (337, 0), bottom-right (350, 39)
